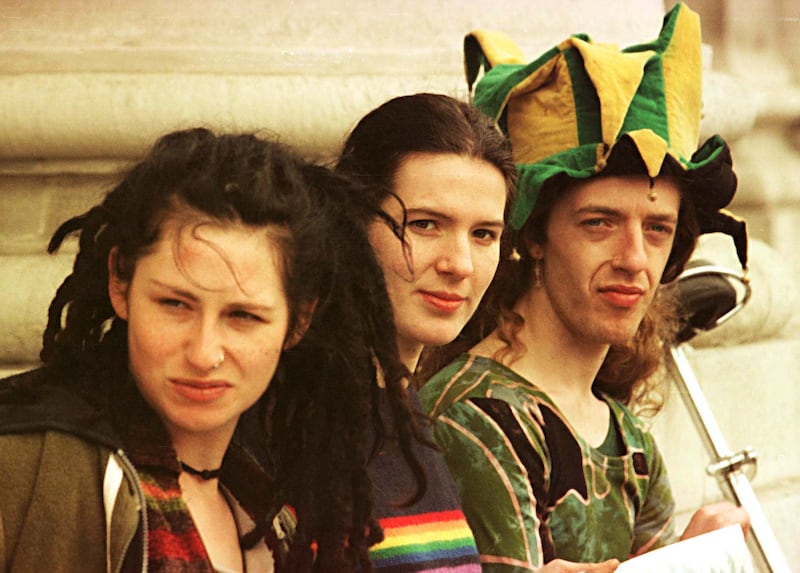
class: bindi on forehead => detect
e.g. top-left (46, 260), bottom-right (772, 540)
top-left (573, 176), bottom-right (679, 206)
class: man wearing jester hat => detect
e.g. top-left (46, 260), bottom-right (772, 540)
top-left (421, 3), bottom-right (750, 571)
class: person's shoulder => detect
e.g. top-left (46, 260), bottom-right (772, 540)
top-left (0, 367), bottom-right (45, 384)
top-left (603, 394), bottom-right (648, 429)
top-left (419, 353), bottom-right (488, 409)
top-left (602, 394), bottom-right (659, 450)
top-left (0, 367), bottom-right (118, 446)
top-left (0, 367), bottom-right (47, 402)
top-left (419, 353), bottom-right (531, 416)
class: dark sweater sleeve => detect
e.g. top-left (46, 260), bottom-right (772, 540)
top-left (367, 388), bottom-right (481, 571)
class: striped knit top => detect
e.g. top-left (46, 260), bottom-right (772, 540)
top-left (368, 389), bottom-right (481, 572)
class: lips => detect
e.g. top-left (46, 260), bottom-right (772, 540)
top-left (598, 285), bottom-right (645, 308)
top-left (170, 378), bottom-right (231, 402)
top-left (420, 290), bottom-right (467, 313)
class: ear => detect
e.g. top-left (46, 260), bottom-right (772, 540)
top-left (107, 247), bottom-right (130, 320)
top-left (519, 223), bottom-right (544, 260)
top-left (526, 241), bottom-right (544, 260)
top-left (283, 298), bottom-right (318, 350)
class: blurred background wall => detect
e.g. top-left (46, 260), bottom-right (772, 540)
top-left (1, 1), bottom-right (797, 569)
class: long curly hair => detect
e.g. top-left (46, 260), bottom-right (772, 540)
top-left (40, 127), bottom-right (412, 571)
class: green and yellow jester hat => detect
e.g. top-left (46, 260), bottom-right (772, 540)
top-left (464, 2), bottom-right (748, 272)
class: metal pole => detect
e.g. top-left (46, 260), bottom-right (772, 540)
top-left (666, 345), bottom-right (791, 573)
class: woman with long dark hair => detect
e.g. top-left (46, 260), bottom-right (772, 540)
top-left (337, 92), bottom-right (517, 571)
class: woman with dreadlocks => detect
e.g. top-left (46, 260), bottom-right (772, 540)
top-left (0, 128), bottom-right (416, 571)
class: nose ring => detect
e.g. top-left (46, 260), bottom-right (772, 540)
top-left (212, 351), bottom-right (225, 370)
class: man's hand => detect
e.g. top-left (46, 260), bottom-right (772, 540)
top-left (536, 558), bottom-right (620, 572)
top-left (680, 501), bottom-right (750, 540)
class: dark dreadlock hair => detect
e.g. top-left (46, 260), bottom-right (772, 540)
top-left (40, 127), bottom-right (414, 571)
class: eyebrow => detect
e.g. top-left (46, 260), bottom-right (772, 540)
top-left (150, 279), bottom-right (276, 314)
top-left (407, 206), bottom-right (505, 229)
top-left (575, 205), bottom-right (679, 223)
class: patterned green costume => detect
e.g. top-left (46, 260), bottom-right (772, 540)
top-left (419, 354), bottom-right (677, 571)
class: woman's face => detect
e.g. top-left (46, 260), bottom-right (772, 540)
top-left (109, 216), bottom-right (291, 446)
top-left (367, 152), bottom-right (507, 369)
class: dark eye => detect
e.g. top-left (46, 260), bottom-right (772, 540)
top-left (230, 310), bottom-right (264, 323)
top-left (408, 219), bottom-right (436, 232)
top-left (582, 218), bottom-right (606, 227)
top-left (648, 222), bottom-right (674, 235)
top-left (159, 298), bottom-right (187, 309)
top-left (473, 228), bottom-right (499, 242)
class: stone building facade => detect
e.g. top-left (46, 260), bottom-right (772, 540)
top-left (1, 1), bottom-right (797, 569)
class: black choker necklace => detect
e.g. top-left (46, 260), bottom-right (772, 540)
top-left (179, 461), bottom-right (221, 480)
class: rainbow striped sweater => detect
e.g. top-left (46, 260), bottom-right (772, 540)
top-left (367, 390), bottom-right (481, 572)
top-left (371, 510), bottom-right (480, 572)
